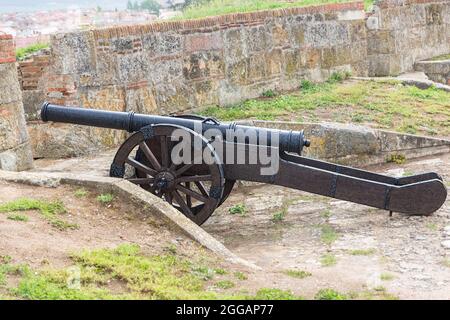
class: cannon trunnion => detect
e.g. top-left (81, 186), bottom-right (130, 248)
top-left (41, 103), bottom-right (447, 225)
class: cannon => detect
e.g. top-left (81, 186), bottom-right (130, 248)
top-left (40, 102), bottom-right (447, 225)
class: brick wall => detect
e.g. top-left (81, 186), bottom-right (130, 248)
top-left (0, 34), bottom-right (16, 64)
top-left (0, 33), bottom-right (33, 170)
top-left (17, 50), bottom-right (51, 121)
top-left (367, 0), bottom-right (450, 75)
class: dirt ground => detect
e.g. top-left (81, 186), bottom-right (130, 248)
top-left (204, 153), bottom-right (450, 299)
top-left (2, 150), bottom-right (449, 299)
top-left (0, 181), bottom-right (204, 269)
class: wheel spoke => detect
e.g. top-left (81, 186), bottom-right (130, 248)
top-left (194, 181), bottom-right (208, 197)
top-left (172, 190), bottom-right (193, 216)
top-left (160, 136), bottom-right (169, 169)
top-left (164, 191), bottom-right (173, 205)
top-left (176, 175), bottom-right (212, 183)
top-left (126, 157), bottom-right (157, 176)
top-left (176, 184), bottom-right (208, 203)
top-left (175, 163), bottom-right (194, 176)
top-left (185, 182), bottom-right (192, 208)
top-left (127, 177), bottom-right (154, 185)
top-left (139, 141), bottom-right (162, 171)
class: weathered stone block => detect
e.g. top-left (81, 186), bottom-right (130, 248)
top-left (224, 28), bottom-right (247, 62)
top-left (265, 49), bottom-right (283, 76)
top-left (291, 24), bottom-right (306, 47)
top-left (183, 51), bottom-right (224, 80)
top-left (22, 89), bottom-right (46, 121)
top-left (193, 80), bottom-right (220, 107)
top-left (117, 52), bottom-right (151, 84)
top-left (271, 23), bottom-right (289, 47)
top-left (125, 84), bottom-right (158, 113)
top-left (51, 32), bottom-right (96, 74)
top-left (28, 122), bottom-right (120, 159)
top-left (142, 32), bottom-right (182, 56)
top-left (367, 30), bottom-right (396, 55)
top-left (0, 141), bottom-right (33, 171)
top-left (79, 85), bottom-right (126, 112)
top-left (283, 49), bottom-right (300, 76)
top-left (247, 53), bottom-right (267, 80)
top-left (0, 63), bottom-right (22, 105)
top-left (185, 32), bottom-right (222, 52)
top-left (426, 3), bottom-right (443, 25)
top-left (247, 26), bottom-right (270, 52)
top-left (148, 59), bottom-right (183, 85)
top-left (225, 59), bottom-right (248, 85)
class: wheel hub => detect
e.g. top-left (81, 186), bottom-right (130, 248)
top-left (154, 171), bottom-right (175, 191)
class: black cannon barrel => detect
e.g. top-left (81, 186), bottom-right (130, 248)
top-left (41, 102), bottom-right (310, 155)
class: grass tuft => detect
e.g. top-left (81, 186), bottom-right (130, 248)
top-left (7, 213), bottom-right (29, 222)
top-left (16, 43), bottom-right (49, 60)
top-left (74, 188), bottom-right (88, 198)
top-left (349, 248), bottom-right (376, 256)
top-left (320, 253), bottom-right (337, 267)
top-left (96, 194), bottom-right (114, 205)
top-left (283, 269), bottom-right (312, 279)
top-left (254, 288), bottom-right (303, 300)
top-left (315, 288), bottom-right (347, 300)
top-left (228, 203), bottom-right (247, 215)
top-left (0, 198), bottom-right (75, 230)
top-left (320, 224), bottom-right (339, 245)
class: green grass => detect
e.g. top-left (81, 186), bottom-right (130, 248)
top-left (96, 193), bottom-right (114, 205)
top-left (254, 288), bottom-right (303, 300)
top-left (215, 280), bottom-right (235, 289)
top-left (7, 213), bottom-right (29, 222)
top-left (16, 43), bottom-right (49, 61)
top-left (428, 53), bottom-right (450, 61)
top-left (228, 203), bottom-right (247, 215)
top-left (387, 154), bottom-right (406, 164)
top-left (320, 224), bottom-right (339, 245)
top-left (358, 286), bottom-right (399, 300)
top-left (0, 198), bottom-right (77, 231)
top-left (234, 271), bottom-right (248, 280)
top-left (320, 253), bottom-right (337, 267)
top-left (380, 273), bottom-right (395, 281)
top-left (74, 188), bottom-right (88, 198)
top-left (283, 269), bottom-right (312, 279)
top-left (200, 80), bottom-right (450, 137)
top-left (2, 244), bottom-right (306, 300)
top-left (176, 0), bottom-right (375, 21)
top-left (262, 89), bottom-right (277, 98)
top-left (349, 248), bottom-right (376, 256)
top-left (315, 288), bottom-right (347, 300)
top-left (271, 210), bottom-right (286, 222)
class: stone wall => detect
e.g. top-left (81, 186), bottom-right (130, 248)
top-left (0, 33), bottom-right (33, 171)
top-left (20, 0), bottom-right (450, 158)
top-left (367, 0), bottom-right (450, 76)
top-left (29, 1), bottom-right (368, 158)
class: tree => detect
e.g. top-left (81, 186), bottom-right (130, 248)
top-left (140, 0), bottom-right (161, 16)
top-left (127, 0), bottom-right (133, 10)
top-left (132, 1), bottom-right (139, 10)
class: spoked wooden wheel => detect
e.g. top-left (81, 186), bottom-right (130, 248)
top-left (110, 124), bottom-right (226, 225)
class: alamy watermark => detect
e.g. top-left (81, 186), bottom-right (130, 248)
top-left (169, 122), bottom-right (280, 175)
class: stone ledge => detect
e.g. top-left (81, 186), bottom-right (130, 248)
top-left (245, 120), bottom-right (450, 167)
top-left (0, 169), bottom-right (260, 270)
